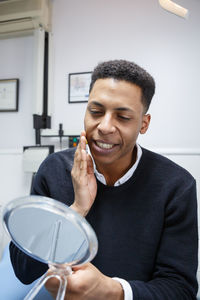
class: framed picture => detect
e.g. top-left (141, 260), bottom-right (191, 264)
top-left (0, 79), bottom-right (19, 112)
top-left (68, 72), bottom-right (91, 103)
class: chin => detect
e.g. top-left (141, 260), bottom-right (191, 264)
top-left (93, 155), bottom-right (116, 166)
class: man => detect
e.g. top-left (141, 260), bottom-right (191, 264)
top-left (10, 60), bottom-right (198, 299)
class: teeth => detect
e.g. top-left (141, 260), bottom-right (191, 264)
top-left (96, 142), bottom-right (114, 149)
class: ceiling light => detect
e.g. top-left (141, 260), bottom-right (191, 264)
top-left (159, 0), bottom-right (189, 19)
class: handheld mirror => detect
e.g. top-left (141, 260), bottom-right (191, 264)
top-left (2, 195), bottom-right (98, 300)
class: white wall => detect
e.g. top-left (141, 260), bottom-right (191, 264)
top-left (0, 0), bottom-right (199, 149)
top-left (50, 0), bottom-right (200, 150)
top-left (0, 35), bottom-right (35, 149)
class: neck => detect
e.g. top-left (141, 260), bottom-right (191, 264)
top-left (96, 147), bottom-right (137, 186)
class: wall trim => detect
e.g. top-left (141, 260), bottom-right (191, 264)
top-left (0, 149), bottom-right (23, 155)
top-left (151, 148), bottom-right (200, 156)
top-left (0, 148), bottom-right (200, 156)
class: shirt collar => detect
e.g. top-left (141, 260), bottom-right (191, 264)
top-left (87, 144), bottom-right (142, 186)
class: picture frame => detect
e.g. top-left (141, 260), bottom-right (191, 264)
top-left (0, 79), bottom-right (19, 112)
top-left (68, 72), bottom-right (91, 103)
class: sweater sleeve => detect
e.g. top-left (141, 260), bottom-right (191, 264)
top-left (129, 180), bottom-right (198, 300)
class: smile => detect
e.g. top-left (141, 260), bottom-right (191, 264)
top-left (96, 141), bottom-right (114, 149)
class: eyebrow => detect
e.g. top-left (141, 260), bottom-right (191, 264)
top-left (88, 101), bottom-right (104, 108)
top-left (88, 101), bottom-right (134, 113)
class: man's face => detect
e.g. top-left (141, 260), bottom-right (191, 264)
top-left (84, 78), bottom-right (150, 171)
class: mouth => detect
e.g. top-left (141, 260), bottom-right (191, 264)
top-left (91, 139), bottom-right (120, 155)
top-left (95, 141), bottom-right (115, 149)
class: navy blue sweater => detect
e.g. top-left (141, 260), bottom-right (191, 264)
top-left (10, 147), bottom-right (198, 299)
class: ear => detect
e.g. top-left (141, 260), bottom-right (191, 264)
top-left (140, 114), bottom-right (151, 134)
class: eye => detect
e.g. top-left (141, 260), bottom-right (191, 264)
top-left (118, 115), bottom-right (131, 121)
top-left (89, 108), bottom-right (103, 116)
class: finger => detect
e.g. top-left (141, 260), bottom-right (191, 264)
top-left (45, 277), bottom-right (59, 295)
top-left (72, 151), bottom-right (81, 177)
top-left (72, 133), bottom-right (87, 179)
top-left (80, 130), bottom-right (86, 138)
top-left (87, 154), bottom-right (94, 174)
top-left (80, 135), bottom-right (87, 151)
top-left (76, 131), bottom-right (85, 152)
top-left (80, 149), bottom-right (87, 173)
top-left (81, 148), bottom-right (87, 161)
top-left (72, 135), bottom-right (83, 170)
top-left (72, 262), bottom-right (89, 272)
top-left (73, 133), bottom-right (86, 163)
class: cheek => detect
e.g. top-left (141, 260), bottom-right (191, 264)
top-left (121, 128), bottom-right (140, 146)
top-left (84, 114), bottom-right (91, 131)
top-left (84, 117), bottom-right (96, 135)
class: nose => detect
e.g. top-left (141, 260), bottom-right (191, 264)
top-left (97, 114), bottom-right (116, 135)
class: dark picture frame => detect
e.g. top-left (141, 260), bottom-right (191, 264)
top-left (0, 79), bottom-right (19, 112)
top-left (68, 72), bottom-right (91, 103)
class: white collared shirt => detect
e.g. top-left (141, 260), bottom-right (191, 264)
top-left (93, 144), bottom-right (142, 186)
top-left (88, 144), bottom-right (142, 300)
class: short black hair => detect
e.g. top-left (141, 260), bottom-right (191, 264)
top-left (89, 59), bottom-right (155, 112)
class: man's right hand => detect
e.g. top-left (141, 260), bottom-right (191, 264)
top-left (71, 131), bottom-right (97, 217)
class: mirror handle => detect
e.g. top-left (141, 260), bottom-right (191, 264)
top-left (24, 266), bottom-right (72, 300)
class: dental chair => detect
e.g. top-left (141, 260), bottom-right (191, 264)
top-left (0, 244), bottom-right (53, 300)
